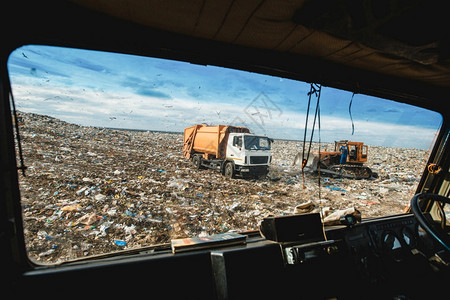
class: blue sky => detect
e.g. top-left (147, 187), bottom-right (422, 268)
top-left (8, 45), bottom-right (442, 149)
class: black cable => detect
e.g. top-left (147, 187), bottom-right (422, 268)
top-left (349, 92), bottom-right (355, 135)
top-left (317, 95), bottom-right (321, 200)
top-left (301, 83), bottom-right (321, 188)
top-left (306, 84), bottom-right (321, 162)
top-left (302, 85), bottom-right (313, 169)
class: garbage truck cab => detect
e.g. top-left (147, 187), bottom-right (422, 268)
top-left (225, 133), bottom-right (272, 178)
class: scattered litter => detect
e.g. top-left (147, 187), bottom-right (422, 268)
top-left (39, 249), bottom-right (56, 257)
top-left (293, 201), bottom-right (314, 214)
top-left (76, 213), bottom-right (100, 226)
top-left (322, 207), bottom-right (361, 225)
top-left (94, 194), bottom-right (106, 201)
top-left (17, 112), bottom-right (427, 263)
top-left (114, 240), bottom-right (127, 246)
top-left (61, 204), bottom-right (81, 212)
top-left (326, 186), bottom-right (346, 192)
top-left (167, 178), bottom-right (188, 190)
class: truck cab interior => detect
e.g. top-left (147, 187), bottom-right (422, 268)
top-left (1, 0), bottom-right (449, 299)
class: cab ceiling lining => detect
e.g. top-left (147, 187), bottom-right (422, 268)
top-left (69, 0), bottom-right (450, 89)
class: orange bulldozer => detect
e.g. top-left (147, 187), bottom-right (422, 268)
top-left (294, 140), bottom-right (375, 179)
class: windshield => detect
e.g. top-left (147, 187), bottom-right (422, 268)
top-left (8, 45), bottom-right (442, 264)
top-left (244, 136), bottom-right (271, 150)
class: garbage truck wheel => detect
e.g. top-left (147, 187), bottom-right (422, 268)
top-left (224, 162), bottom-right (234, 178)
top-left (192, 155), bottom-right (202, 169)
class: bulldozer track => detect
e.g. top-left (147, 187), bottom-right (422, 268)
top-left (320, 164), bottom-right (372, 180)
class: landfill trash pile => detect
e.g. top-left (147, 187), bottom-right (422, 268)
top-left (16, 112), bottom-right (428, 263)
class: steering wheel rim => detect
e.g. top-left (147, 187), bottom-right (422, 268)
top-left (410, 193), bottom-right (450, 252)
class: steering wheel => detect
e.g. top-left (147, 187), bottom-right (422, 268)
top-left (410, 193), bottom-right (450, 252)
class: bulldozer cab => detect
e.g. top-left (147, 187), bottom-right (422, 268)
top-left (335, 141), bottom-right (368, 164)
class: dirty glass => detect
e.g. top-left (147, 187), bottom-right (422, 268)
top-left (244, 136), bottom-right (271, 150)
top-left (8, 45), bottom-right (442, 264)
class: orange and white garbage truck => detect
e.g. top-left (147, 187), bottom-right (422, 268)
top-left (183, 124), bottom-right (273, 178)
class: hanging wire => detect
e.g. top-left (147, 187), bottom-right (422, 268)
top-left (301, 86), bottom-right (313, 169)
top-left (300, 83), bottom-right (327, 240)
top-left (301, 85), bottom-right (313, 188)
top-left (301, 83), bottom-right (321, 189)
top-left (348, 92), bottom-right (355, 135)
top-left (317, 100), bottom-right (321, 200)
top-left (316, 90), bottom-right (327, 241)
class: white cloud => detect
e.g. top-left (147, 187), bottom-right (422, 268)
top-left (10, 77), bottom-right (439, 149)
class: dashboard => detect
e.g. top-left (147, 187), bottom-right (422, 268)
top-left (269, 213), bottom-right (441, 299)
top-left (277, 214), bottom-right (427, 267)
top-left (368, 215), bottom-right (420, 262)
top-left (18, 212), bottom-right (446, 299)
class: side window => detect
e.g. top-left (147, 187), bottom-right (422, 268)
top-left (349, 145), bottom-right (357, 160)
top-left (233, 136), bottom-right (242, 147)
top-left (362, 145), bottom-right (368, 158)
